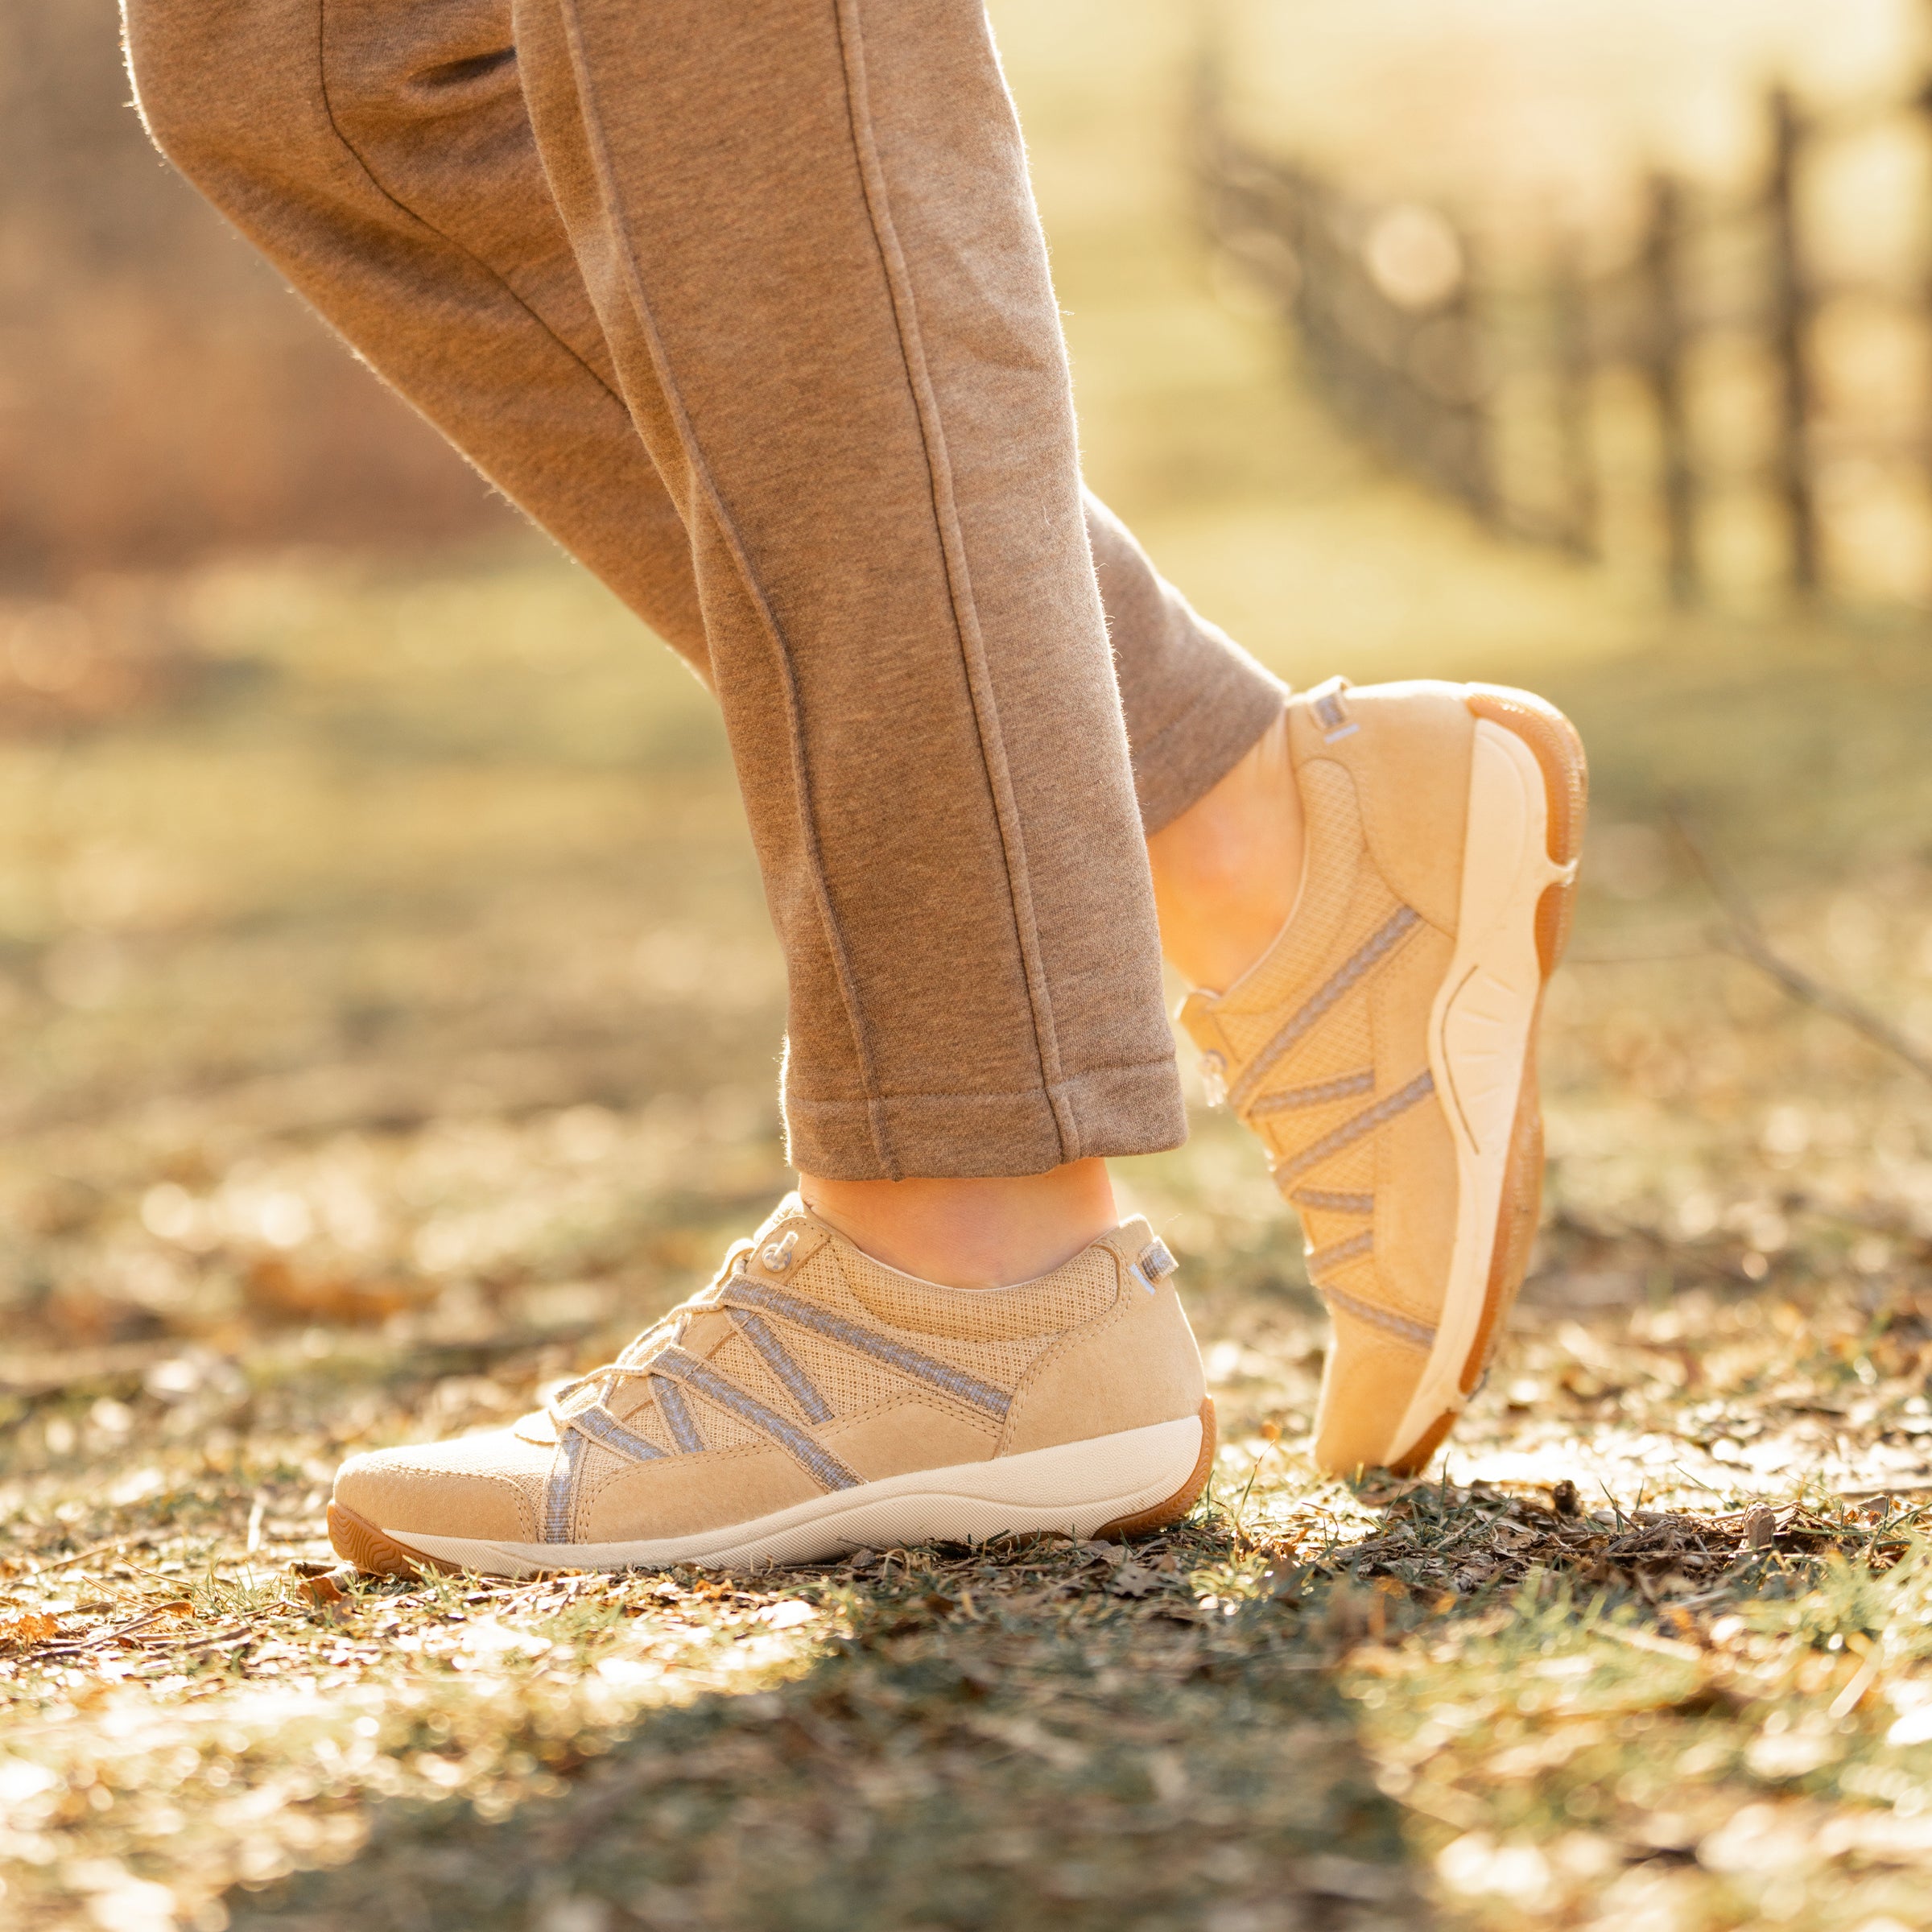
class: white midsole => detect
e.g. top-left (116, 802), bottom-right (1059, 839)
top-left (384, 1413), bottom-right (1205, 1578)
top-left (1390, 718), bottom-right (1571, 1460)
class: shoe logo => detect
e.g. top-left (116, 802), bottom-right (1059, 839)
top-left (1309, 676), bottom-right (1359, 744)
top-left (760, 1230), bottom-right (799, 1274)
top-left (1135, 1238), bottom-right (1179, 1294)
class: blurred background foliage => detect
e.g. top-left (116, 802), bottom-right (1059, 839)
top-left (0, 0), bottom-right (508, 584)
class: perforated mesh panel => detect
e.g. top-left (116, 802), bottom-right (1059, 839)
top-left (709, 1331), bottom-right (806, 1425)
top-left (1212, 880), bottom-right (1403, 1075)
top-left (1215, 760), bottom-right (1366, 1018)
top-left (1296, 1203), bottom-right (1360, 1255)
top-left (604, 1389), bottom-right (675, 1454)
top-left (782, 1328), bottom-right (918, 1417)
top-left (679, 1387), bottom-right (771, 1453)
top-left (1321, 1140), bottom-right (1378, 1191)
top-left (838, 1243), bottom-right (1117, 1340)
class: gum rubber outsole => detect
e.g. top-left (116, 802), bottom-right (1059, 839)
top-left (1385, 687), bottom-right (1587, 1477)
top-left (1093, 1397), bottom-right (1218, 1540)
top-left (327, 1397), bottom-right (1220, 1579)
top-left (328, 1499), bottom-right (461, 1579)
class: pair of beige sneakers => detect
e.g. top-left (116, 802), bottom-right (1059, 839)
top-left (330, 679), bottom-right (1584, 1579)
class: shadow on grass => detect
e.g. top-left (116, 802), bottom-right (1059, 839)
top-left (225, 1526), bottom-right (1428, 1932)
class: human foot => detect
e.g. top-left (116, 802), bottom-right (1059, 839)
top-left (328, 1195), bottom-right (1214, 1577)
top-left (1177, 678), bottom-right (1586, 1476)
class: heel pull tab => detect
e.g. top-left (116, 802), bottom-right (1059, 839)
top-left (1134, 1237), bottom-right (1179, 1294)
top-left (1306, 675), bottom-right (1359, 745)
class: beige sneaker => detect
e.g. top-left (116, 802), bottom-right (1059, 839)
top-left (1179, 679), bottom-right (1585, 1476)
top-left (328, 1198), bottom-right (1214, 1577)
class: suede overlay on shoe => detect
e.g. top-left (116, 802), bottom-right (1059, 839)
top-left (329, 1197), bottom-right (1212, 1576)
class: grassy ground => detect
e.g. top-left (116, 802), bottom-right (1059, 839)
top-left (10, 6), bottom-right (1932, 1930)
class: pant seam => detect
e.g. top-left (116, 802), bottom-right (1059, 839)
top-left (829, 0), bottom-right (1080, 1166)
top-left (311, 3), bottom-right (637, 433)
top-left (551, 0), bottom-right (896, 1176)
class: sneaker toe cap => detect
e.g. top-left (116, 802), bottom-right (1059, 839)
top-left (333, 1429), bottom-right (549, 1541)
top-left (1314, 1314), bottom-right (1434, 1476)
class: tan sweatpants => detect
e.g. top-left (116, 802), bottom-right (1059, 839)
top-left (121, 0), bottom-right (1286, 1181)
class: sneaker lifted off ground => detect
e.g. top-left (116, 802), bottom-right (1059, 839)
top-left (1181, 678), bottom-right (1586, 1477)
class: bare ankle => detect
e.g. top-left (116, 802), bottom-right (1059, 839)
top-left (797, 1158), bottom-right (1118, 1289)
top-left (1147, 708), bottom-right (1304, 992)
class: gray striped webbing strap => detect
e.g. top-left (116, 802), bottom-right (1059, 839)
top-left (653, 1376), bottom-right (706, 1453)
top-left (569, 1400), bottom-right (667, 1465)
top-left (1249, 1069), bottom-right (1373, 1117)
top-left (650, 1344), bottom-right (859, 1492)
top-left (543, 1428), bottom-right (588, 1544)
top-left (1304, 1230), bottom-right (1374, 1279)
top-left (720, 1278), bottom-right (1011, 1418)
top-left (730, 1308), bottom-right (834, 1423)
top-left (1271, 1069), bottom-right (1436, 1189)
top-left (1322, 1282), bottom-right (1436, 1352)
top-left (1290, 1187), bottom-right (1375, 1216)
top-left (1230, 905), bottom-right (1420, 1113)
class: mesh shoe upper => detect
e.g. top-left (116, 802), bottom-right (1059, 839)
top-left (333, 1196), bottom-right (1203, 1547)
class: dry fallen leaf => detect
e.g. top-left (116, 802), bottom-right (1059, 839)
top-left (0, 1612), bottom-right (60, 1649)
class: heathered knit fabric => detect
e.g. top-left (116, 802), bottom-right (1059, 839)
top-left (121, 0), bottom-right (1287, 1179)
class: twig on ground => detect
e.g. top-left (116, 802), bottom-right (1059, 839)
top-left (27, 1534), bottom-right (155, 1576)
top-left (1666, 803), bottom-right (1932, 1086)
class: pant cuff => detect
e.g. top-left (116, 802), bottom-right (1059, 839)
top-left (784, 1056), bottom-right (1187, 1180)
top-left (1133, 657), bottom-right (1290, 835)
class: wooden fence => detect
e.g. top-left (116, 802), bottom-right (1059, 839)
top-left (1195, 64), bottom-right (1932, 607)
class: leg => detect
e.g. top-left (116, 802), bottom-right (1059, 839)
top-left (506, 0), bottom-right (1176, 1187)
top-left (129, 0), bottom-right (1231, 1576)
top-left (125, 0), bottom-right (1282, 1196)
top-left (126, 0), bottom-right (1580, 1509)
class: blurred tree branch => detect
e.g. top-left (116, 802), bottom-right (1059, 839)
top-left (1666, 801), bottom-right (1932, 1086)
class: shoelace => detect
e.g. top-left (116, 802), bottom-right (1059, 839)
top-left (544, 1238), bottom-right (755, 1430)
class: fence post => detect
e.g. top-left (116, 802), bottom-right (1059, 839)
top-left (1767, 87), bottom-right (1819, 597)
top-left (1551, 239), bottom-right (1600, 556)
top-left (1641, 173), bottom-right (1698, 603)
top-left (1444, 222), bottom-right (1496, 524)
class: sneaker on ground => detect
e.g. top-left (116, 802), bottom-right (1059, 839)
top-left (1179, 678), bottom-right (1586, 1476)
top-left (328, 1198), bottom-right (1215, 1577)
